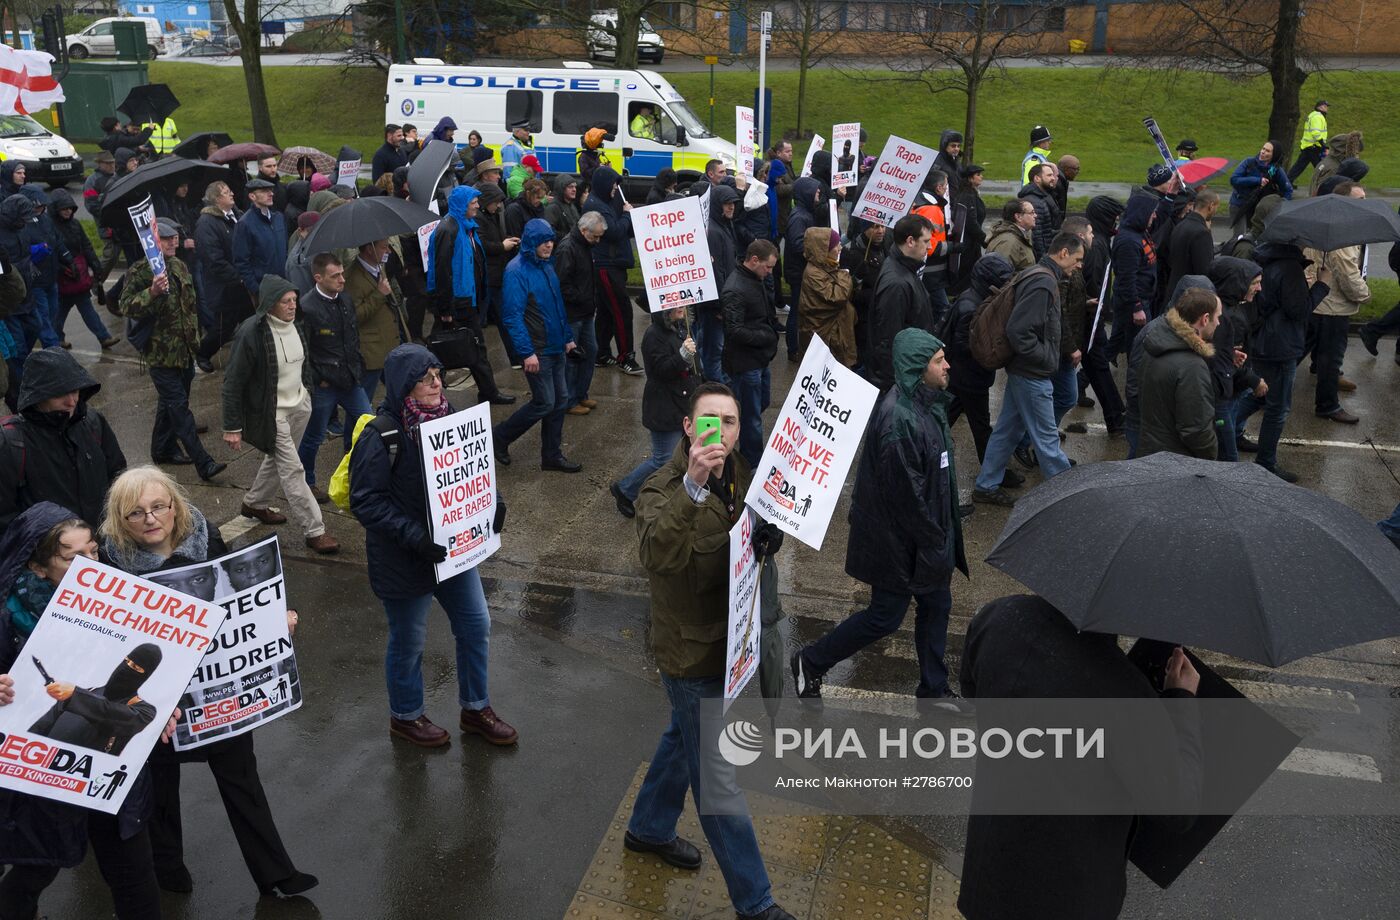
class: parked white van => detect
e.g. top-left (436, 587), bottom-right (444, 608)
top-left (587, 11), bottom-right (665, 64)
top-left (0, 114), bottom-right (85, 187)
top-left (68, 17), bottom-right (166, 59)
top-left (386, 62), bottom-right (733, 197)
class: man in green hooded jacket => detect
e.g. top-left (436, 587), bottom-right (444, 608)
top-left (793, 327), bottom-right (969, 707)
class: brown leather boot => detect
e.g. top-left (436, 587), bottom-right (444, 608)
top-left (460, 707), bottom-right (518, 745)
top-left (241, 503), bottom-right (287, 525)
top-left (305, 534), bottom-right (340, 555)
top-left (390, 716), bottom-right (450, 747)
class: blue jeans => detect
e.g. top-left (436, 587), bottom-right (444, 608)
top-left (381, 568), bottom-right (491, 719)
top-left (695, 308), bottom-right (726, 383)
top-left (734, 366), bottom-right (771, 469)
top-left (975, 375), bottom-right (1070, 491)
top-left (566, 318), bottom-right (598, 407)
top-left (804, 583), bottom-right (953, 697)
top-left (361, 367), bottom-right (383, 408)
top-left (1233, 357), bottom-right (1296, 471)
top-left (30, 284), bottom-right (61, 348)
top-left (1380, 502), bottom-right (1400, 550)
top-left (298, 382), bottom-right (373, 485)
top-left (628, 674), bottom-right (774, 916)
top-left (1214, 394), bottom-right (1244, 462)
top-left (494, 352), bottom-right (568, 462)
top-left (58, 292), bottom-right (113, 342)
top-left (3, 312), bottom-right (42, 366)
top-left (1017, 355), bottom-right (1079, 451)
top-left (617, 429), bottom-right (682, 500)
top-left (149, 364), bottom-right (212, 466)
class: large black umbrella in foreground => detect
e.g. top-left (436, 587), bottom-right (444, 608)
top-left (117, 83), bottom-right (180, 123)
top-left (98, 158), bottom-right (231, 224)
top-left (408, 139), bottom-right (455, 206)
top-left (172, 132), bottom-right (233, 160)
top-left (301, 196), bottom-right (439, 254)
top-left (1259, 194), bottom-right (1400, 250)
top-left (985, 453), bottom-right (1400, 667)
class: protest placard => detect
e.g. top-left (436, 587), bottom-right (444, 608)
top-left (725, 511), bottom-right (761, 702)
top-left (828, 199), bottom-right (839, 232)
top-left (800, 134), bottom-right (826, 178)
top-left (851, 134), bottom-right (937, 228)
top-left (0, 558), bottom-right (223, 813)
top-left (831, 122), bottom-right (861, 189)
top-left (1088, 267), bottom-right (1112, 350)
top-left (337, 157), bottom-right (361, 189)
top-left (633, 195), bottom-right (717, 313)
top-left (744, 334), bottom-right (878, 550)
top-left (736, 106), bottom-right (756, 178)
top-left (418, 219), bottom-right (441, 266)
top-left (127, 196), bottom-right (166, 279)
top-left (697, 183), bottom-right (711, 226)
top-left (150, 538), bottom-right (303, 751)
top-left (420, 402), bottom-right (501, 581)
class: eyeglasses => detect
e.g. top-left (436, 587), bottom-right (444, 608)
top-left (124, 504), bottom-right (172, 524)
top-left (416, 371), bottom-right (442, 386)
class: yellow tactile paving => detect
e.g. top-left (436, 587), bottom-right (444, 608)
top-left (568, 764), bottom-right (963, 919)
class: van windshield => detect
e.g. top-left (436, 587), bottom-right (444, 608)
top-left (666, 102), bottom-right (713, 140)
top-left (0, 115), bottom-right (48, 139)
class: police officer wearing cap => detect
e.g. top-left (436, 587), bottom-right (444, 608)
top-left (500, 120), bottom-right (535, 180)
top-left (1175, 139), bottom-right (1199, 164)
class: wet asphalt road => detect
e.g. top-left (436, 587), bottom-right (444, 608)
top-left (32, 292), bottom-right (1400, 918)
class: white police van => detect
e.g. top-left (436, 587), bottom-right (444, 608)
top-left (385, 62), bottom-right (735, 197)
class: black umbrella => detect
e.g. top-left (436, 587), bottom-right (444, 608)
top-left (1259, 194), bottom-right (1400, 250)
top-left (98, 158), bottom-right (231, 225)
top-left (985, 453), bottom-right (1400, 667)
top-left (301, 197), bottom-right (439, 254)
top-left (116, 83), bottom-right (180, 124)
top-left (408, 139), bottom-right (455, 207)
top-left (172, 132), bottom-right (234, 160)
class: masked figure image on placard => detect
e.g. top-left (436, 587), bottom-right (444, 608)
top-left (29, 643), bottom-right (162, 754)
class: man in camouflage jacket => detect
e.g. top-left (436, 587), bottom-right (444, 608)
top-left (120, 218), bottom-right (225, 480)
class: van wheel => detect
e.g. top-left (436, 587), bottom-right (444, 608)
top-left (148, 44), bottom-right (160, 58)
top-left (68, 44), bottom-right (89, 59)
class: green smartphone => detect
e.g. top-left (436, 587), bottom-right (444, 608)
top-left (695, 415), bottom-right (722, 447)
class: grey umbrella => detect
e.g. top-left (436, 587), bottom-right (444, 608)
top-left (1259, 194), bottom-right (1400, 250)
top-left (985, 453), bottom-right (1400, 667)
top-left (408, 139), bottom-right (456, 207)
top-left (300, 196), bottom-right (439, 255)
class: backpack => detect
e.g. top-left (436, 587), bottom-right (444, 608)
top-left (969, 265), bottom-right (1054, 371)
top-left (0, 415), bottom-right (26, 493)
top-left (329, 413), bottom-right (400, 511)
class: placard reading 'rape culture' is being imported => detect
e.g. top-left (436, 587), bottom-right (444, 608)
top-left (743, 334), bottom-right (878, 550)
top-left (0, 558), bottom-right (222, 813)
top-left (852, 134), bottom-right (937, 228)
top-left (633, 195), bottom-right (717, 313)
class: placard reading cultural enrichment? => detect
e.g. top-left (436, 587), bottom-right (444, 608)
top-left (725, 511), bottom-right (761, 702)
top-left (127, 195), bottom-right (166, 279)
top-left (337, 157), bottom-right (361, 188)
top-left (150, 537), bottom-right (302, 751)
top-left (420, 401), bottom-right (501, 581)
top-left (418, 219), bottom-right (440, 266)
top-left (831, 122), bottom-right (861, 189)
top-left (736, 106), bottom-right (756, 178)
top-left (744, 334), bottom-right (878, 550)
top-left (851, 134), bottom-right (937, 228)
top-left (633, 195), bottom-right (717, 313)
top-left (0, 558), bottom-right (223, 813)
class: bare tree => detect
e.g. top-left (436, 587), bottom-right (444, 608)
top-left (847, 0), bottom-right (1062, 163)
top-left (1121, 0), bottom-right (1360, 165)
top-left (222, 0), bottom-right (277, 144)
top-left (745, 2), bottom-right (845, 136)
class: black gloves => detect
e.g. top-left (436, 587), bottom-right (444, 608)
top-left (753, 522), bottom-right (785, 559)
top-left (415, 536), bottom-right (448, 564)
top-left (493, 496), bottom-right (507, 536)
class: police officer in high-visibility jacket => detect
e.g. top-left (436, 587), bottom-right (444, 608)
top-left (1020, 125), bottom-right (1053, 184)
top-left (142, 116), bottom-right (180, 156)
top-left (912, 170), bottom-right (956, 324)
top-left (1288, 100), bottom-right (1329, 182)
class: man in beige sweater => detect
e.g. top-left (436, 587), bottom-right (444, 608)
top-left (1309, 181), bottom-right (1370, 424)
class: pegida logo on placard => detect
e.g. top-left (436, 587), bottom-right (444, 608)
top-left (447, 521), bottom-right (493, 557)
top-left (718, 720), bottom-right (765, 766)
top-left (0, 732), bottom-right (95, 790)
top-left (188, 687), bottom-right (274, 733)
top-left (762, 467), bottom-right (813, 518)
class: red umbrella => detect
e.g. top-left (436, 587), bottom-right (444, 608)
top-left (1177, 157), bottom-right (1232, 186)
top-left (208, 142), bottom-right (281, 164)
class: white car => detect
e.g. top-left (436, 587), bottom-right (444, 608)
top-left (0, 115), bottom-right (85, 187)
top-left (68, 17), bottom-right (166, 59)
top-left (587, 11), bottom-right (664, 64)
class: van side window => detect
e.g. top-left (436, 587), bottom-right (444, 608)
top-left (628, 102), bottom-right (678, 146)
top-left (552, 91), bottom-right (618, 137)
top-left (505, 90), bottom-right (543, 133)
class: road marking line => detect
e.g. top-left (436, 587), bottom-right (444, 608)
top-left (1280, 748), bottom-right (1382, 783)
top-left (218, 515), bottom-right (260, 544)
top-left (1081, 422), bottom-right (1400, 453)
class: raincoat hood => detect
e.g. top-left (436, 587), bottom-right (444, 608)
top-left (520, 218), bottom-right (556, 265)
top-left (1337, 157), bottom-right (1369, 181)
top-left (18, 185), bottom-right (49, 208)
top-left (1085, 195), bottom-right (1124, 239)
top-left (802, 225), bottom-right (837, 264)
top-left (1208, 256), bottom-right (1262, 305)
top-left (1, 194), bottom-right (32, 229)
top-left (969, 253), bottom-right (1015, 298)
top-left (17, 346), bottom-right (100, 411)
top-left (1165, 273), bottom-right (1215, 311)
top-left (256, 274), bottom-right (297, 317)
top-left (809, 149), bottom-right (833, 186)
top-left (447, 184), bottom-right (481, 223)
top-left (1327, 131), bottom-right (1364, 159)
top-left (708, 183), bottom-right (741, 219)
top-left (892, 327), bottom-right (945, 401)
top-left (381, 343), bottom-right (442, 420)
top-left (0, 161), bottom-right (21, 185)
top-left (48, 189), bottom-right (77, 216)
top-left (308, 189), bottom-right (341, 214)
top-left (939, 129), bottom-right (963, 155)
top-left (551, 173), bottom-right (578, 200)
top-left (1251, 241), bottom-right (1305, 267)
top-left (285, 180), bottom-right (311, 210)
top-left (0, 502), bottom-right (77, 601)
top-left (791, 176), bottom-right (822, 216)
top-left (430, 117), bottom-right (458, 142)
top-left (1119, 189), bottom-right (1159, 234)
top-left (590, 165), bottom-right (621, 203)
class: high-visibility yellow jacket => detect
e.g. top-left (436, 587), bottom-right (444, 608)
top-left (1300, 110), bottom-right (1328, 149)
top-left (143, 117), bottom-right (179, 155)
top-left (1021, 146), bottom-right (1051, 184)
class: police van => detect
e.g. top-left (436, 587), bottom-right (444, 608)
top-left (385, 62), bottom-right (735, 198)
